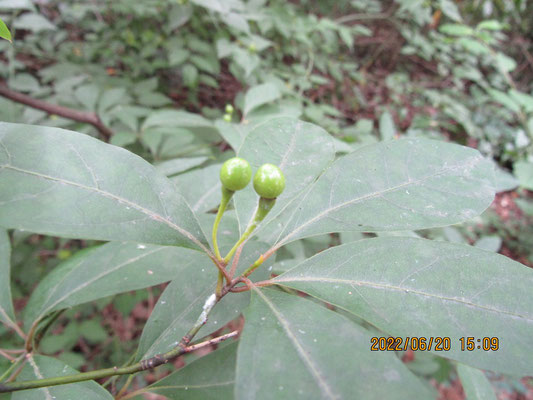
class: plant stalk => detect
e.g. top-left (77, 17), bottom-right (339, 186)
top-left (0, 292), bottom-right (223, 394)
top-left (223, 197), bottom-right (276, 264)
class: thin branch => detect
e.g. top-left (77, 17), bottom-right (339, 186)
top-left (184, 330), bottom-right (238, 353)
top-left (0, 83), bottom-right (113, 140)
top-left (230, 279), bottom-right (274, 293)
top-left (0, 355), bottom-right (25, 383)
top-left (1, 318), bottom-right (26, 342)
top-left (0, 349), bottom-right (15, 362)
top-left (118, 331), bottom-right (239, 400)
top-left (0, 349), bottom-right (24, 354)
top-left (0, 292), bottom-right (226, 394)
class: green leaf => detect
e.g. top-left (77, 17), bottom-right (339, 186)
top-left (141, 127), bottom-right (200, 159)
top-left (0, 0), bottom-right (35, 10)
top-left (137, 240), bottom-right (272, 359)
top-left (183, 63), bottom-right (199, 88)
top-left (74, 84), bottom-right (100, 112)
top-left (476, 20), bottom-right (503, 31)
top-left (23, 242), bottom-right (204, 328)
top-left (0, 18), bottom-right (11, 42)
top-left (13, 13), bottom-right (55, 32)
top-left (8, 73), bottom-right (40, 92)
top-left (495, 52), bottom-right (516, 73)
top-left (231, 47), bottom-right (260, 77)
top-left (457, 364), bottom-right (497, 400)
top-left (457, 38), bottom-right (489, 55)
top-left (379, 111), bottom-right (396, 140)
top-left (243, 83), bottom-right (282, 116)
top-left (492, 162), bottom-right (518, 192)
top-left (439, 24), bottom-right (473, 36)
top-left (155, 156), bottom-right (208, 177)
top-left (147, 342), bottom-right (237, 399)
top-left (236, 288), bottom-right (435, 399)
top-left (261, 138), bottom-right (494, 248)
top-left (137, 92), bottom-right (172, 107)
top-left (12, 354), bottom-right (113, 400)
top-left (190, 0), bottom-right (228, 13)
top-left (168, 3), bottom-right (193, 31)
top-left (487, 89), bottom-right (520, 113)
top-left (0, 229), bottom-right (16, 331)
top-left (514, 161), bottom-right (533, 190)
top-left (98, 88), bottom-right (128, 114)
top-left (439, 0), bottom-right (462, 22)
top-left (172, 163), bottom-right (222, 214)
top-left (168, 47), bottom-right (190, 66)
top-left (0, 123), bottom-right (209, 252)
top-left (234, 117), bottom-right (335, 236)
top-left (190, 54), bottom-right (220, 75)
top-left (142, 109), bottom-right (218, 141)
top-left (509, 90), bottom-right (533, 113)
top-left (274, 237), bottom-right (533, 375)
top-left (220, 12), bottom-right (250, 34)
top-left (214, 120), bottom-right (250, 150)
top-left (474, 235), bottom-right (501, 252)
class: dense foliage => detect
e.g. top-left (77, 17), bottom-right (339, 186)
top-left (0, 0), bottom-right (532, 399)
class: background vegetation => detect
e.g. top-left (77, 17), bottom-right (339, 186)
top-left (1, 0), bottom-right (532, 398)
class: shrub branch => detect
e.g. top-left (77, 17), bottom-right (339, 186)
top-left (0, 83), bottom-right (113, 140)
top-left (0, 294), bottom-right (235, 394)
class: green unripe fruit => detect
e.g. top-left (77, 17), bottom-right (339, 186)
top-left (223, 114), bottom-right (232, 122)
top-left (225, 104), bottom-right (234, 114)
top-left (220, 157), bottom-right (252, 192)
top-left (253, 163), bottom-right (285, 199)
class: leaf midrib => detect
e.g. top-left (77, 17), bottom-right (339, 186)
top-left (275, 154), bottom-right (485, 248)
top-left (274, 276), bottom-right (532, 321)
top-left (253, 287), bottom-right (339, 400)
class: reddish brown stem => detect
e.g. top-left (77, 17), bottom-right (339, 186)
top-left (230, 279), bottom-right (274, 293)
top-left (0, 83), bottom-right (113, 140)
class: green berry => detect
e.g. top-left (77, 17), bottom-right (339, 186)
top-left (220, 157), bottom-right (252, 192)
top-left (225, 104), bottom-right (234, 114)
top-left (253, 164), bottom-right (285, 199)
top-left (223, 114), bottom-right (232, 122)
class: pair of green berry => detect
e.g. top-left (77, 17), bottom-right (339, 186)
top-left (220, 157), bottom-right (285, 199)
top-left (212, 157), bottom-right (285, 266)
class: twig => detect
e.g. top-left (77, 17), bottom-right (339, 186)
top-left (0, 317), bottom-right (26, 342)
top-left (0, 355), bottom-right (25, 383)
top-left (230, 279), bottom-right (273, 293)
top-left (0, 349), bottom-right (24, 354)
top-left (0, 292), bottom-right (225, 394)
top-left (0, 83), bottom-right (113, 140)
top-left (117, 330), bottom-right (239, 400)
top-left (228, 242), bottom-right (245, 279)
top-left (183, 330), bottom-right (238, 353)
top-left (0, 350), bottom-right (15, 362)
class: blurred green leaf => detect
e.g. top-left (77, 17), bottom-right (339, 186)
top-left (243, 83), bottom-right (281, 116)
top-left (457, 364), bottom-right (497, 400)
